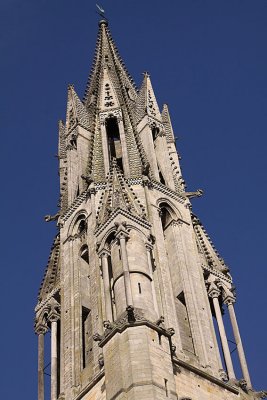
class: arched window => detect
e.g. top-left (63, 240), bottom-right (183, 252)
top-left (105, 116), bottom-right (123, 170)
top-left (151, 126), bottom-right (159, 141)
top-left (80, 245), bottom-right (89, 264)
top-left (77, 218), bottom-right (87, 234)
top-left (160, 206), bottom-right (173, 230)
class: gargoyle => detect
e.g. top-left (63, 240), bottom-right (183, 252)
top-left (44, 212), bottom-right (60, 222)
top-left (93, 333), bottom-right (103, 342)
top-left (183, 189), bottom-right (203, 199)
top-left (166, 327), bottom-right (175, 336)
top-left (155, 316), bottom-right (165, 328)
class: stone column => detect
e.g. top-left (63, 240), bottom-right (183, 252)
top-left (208, 283), bottom-right (235, 380)
top-left (116, 226), bottom-right (133, 306)
top-left (89, 185), bottom-right (96, 228)
top-left (145, 241), bottom-right (159, 316)
top-left (48, 299), bottom-right (60, 400)
top-left (51, 320), bottom-right (58, 400)
top-left (36, 324), bottom-right (47, 400)
top-left (225, 297), bottom-right (252, 387)
top-left (99, 249), bottom-right (113, 322)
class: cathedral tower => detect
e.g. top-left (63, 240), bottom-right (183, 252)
top-left (35, 20), bottom-right (266, 400)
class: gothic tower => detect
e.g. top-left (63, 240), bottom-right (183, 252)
top-left (35, 20), bottom-right (266, 400)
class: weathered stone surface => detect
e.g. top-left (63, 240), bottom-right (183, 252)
top-left (34, 18), bottom-right (263, 400)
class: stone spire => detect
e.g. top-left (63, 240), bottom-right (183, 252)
top-left (82, 20), bottom-right (149, 182)
top-left (162, 103), bottom-right (175, 143)
top-left (34, 19), bottom-right (264, 400)
top-left (83, 20), bottom-right (137, 110)
top-left (135, 72), bottom-right (162, 123)
top-left (66, 84), bottom-right (92, 134)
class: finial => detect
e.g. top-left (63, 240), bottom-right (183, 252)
top-left (99, 19), bottom-right (108, 27)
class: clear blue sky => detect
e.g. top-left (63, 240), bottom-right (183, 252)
top-left (0, 1), bottom-right (266, 397)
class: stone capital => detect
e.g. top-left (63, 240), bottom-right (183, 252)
top-left (48, 311), bottom-right (60, 323)
top-left (47, 297), bottom-right (61, 323)
top-left (35, 322), bottom-right (48, 335)
top-left (98, 247), bottom-right (111, 258)
top-left (114, 222), bottom-right (129, 241)
top-left (207, 281), bottom-right (221, 299)
top-left (223, 295), bottom-right (236, 306)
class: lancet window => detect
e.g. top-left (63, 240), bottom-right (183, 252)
top-left (82, 307), bottom-right (93, 369)
top-left (105, 116), bottom-right (123, 171)
top-left (159, 203), bottom-right (195, 356)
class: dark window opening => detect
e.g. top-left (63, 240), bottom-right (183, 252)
top-left (160, 207), bottom-right (172, 231)
top-left (138, 282), bottom-right (142, 294)
top-left (164, 379), bottom-right (169, 397)
top-left (106, 116), bottom-right (123, 171)
top-left (159, 170), bottom-right (166, 185)
top-left (78, 219), bottom-right (87, 234)
top-left (152, 126), bottom-right (159, 141)
top-left (176, 291), bottom-right (195, 355)
top-left (80, 245), bottom-right (89, 264)
top-left (82, 307), bottom-right (92, 369)
top-left (158, 332), bottom-right (162, 345)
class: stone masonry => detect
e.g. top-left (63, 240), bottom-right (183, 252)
top-left (35, 19), bottom-right (267, 400)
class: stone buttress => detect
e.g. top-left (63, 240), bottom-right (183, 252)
top-left (34, 19), bottom-right (266, 400)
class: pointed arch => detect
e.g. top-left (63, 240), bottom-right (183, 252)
top-left (157, 198), bottom-right (183, 221)
top-left (68, 210), bottom-right (88, 236)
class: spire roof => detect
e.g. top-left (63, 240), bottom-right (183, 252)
top-left (83, 20), bottom-right (137, 110)
top-left (192, 215), bottom-right (230, 275)
top-left (81, 21), bottom-right (149, 181)
top-left (135, 72), bottom-right (162, 123)
top-left (38, 235), bottom-right (61, 303)
top-left (66, 85), bottom-right (92, 133)
top-left (96, 159), bottom-right (145, 226)
top-left (162, 104), bottom-right (175, 143)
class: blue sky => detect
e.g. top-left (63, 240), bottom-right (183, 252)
top-left (0, 1), bottom-right (266, 397)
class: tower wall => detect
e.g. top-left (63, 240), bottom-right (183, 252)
top-left (34, 19), bottom-right (262, 400)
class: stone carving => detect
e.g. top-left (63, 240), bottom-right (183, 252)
top-left (184, 189), bottom-right (203, 199)
top-left (44, 212), bottom-right (60, 222)
top-left (166, 327), bottom-right (175, 336)
top-left (219, 369), bottom-right (228, 382)
top-left (81, 174), bottom-right (93, 187)
top-left (155, 316), bottom-right (165, 328)
top-left (35, 322), bottom-right (48, 335)
top-left (93, 333), bottom-right (103, 342)
top-left (103, 320), bottom-right (115, 334)
top-left (98, 353), bottom-right (104, 368)
top-left (126, 305), bottom-right (136, 323)
top-left (47, 297), bottom-right (61, 322)
top-left (99, 109), bottom-right (122, 125)
top-left (104, 83), bottom-right (115, 108)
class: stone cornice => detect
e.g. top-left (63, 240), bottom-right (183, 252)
top-left (151, 180), bottom-right (185, 202)
top-left (60, 191), bottom-right (88, 222)
top-left (93, 307), bottom-right (175, 348)
top-left (60, 176), bottom-right (187, 225)
top-left (202, 264), bottom-right (232, 284)
top-left (35, 286), bottom-right (60, 313)
top-left (172, 357), bottom-right (239, 395)
top-left (73, 370), bottom-right (105, 400)
top-left (95, 208), bottom-right (151, 236)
